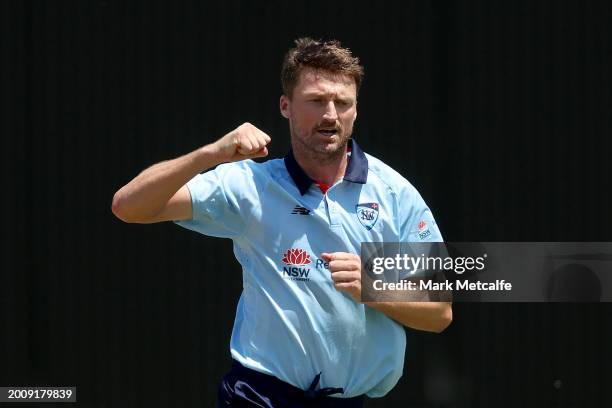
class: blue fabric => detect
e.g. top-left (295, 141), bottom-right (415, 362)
top-left (284, 139), bottom-right (368, 195)
top-left (175, 139), bottom-right (443, 397)
top-left (217, 360), bottom-right (364, 408)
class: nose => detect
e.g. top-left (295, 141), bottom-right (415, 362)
top-left (322, 100), bottom-right (338, 121)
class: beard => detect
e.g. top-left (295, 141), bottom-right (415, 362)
top-left (290, 119), bottom-right (353, 165)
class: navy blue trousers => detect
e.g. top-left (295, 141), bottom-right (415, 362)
top-left (216, 360), bottom-right (365, 408)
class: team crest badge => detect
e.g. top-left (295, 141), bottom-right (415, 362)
top-left (356, 203), bottom-right (380, 230)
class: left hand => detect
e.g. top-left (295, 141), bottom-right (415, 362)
top-left (321, 252), bottom-right (362, 303)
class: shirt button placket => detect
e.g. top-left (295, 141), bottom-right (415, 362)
top-left (326, 193), bottom-right (341, 227)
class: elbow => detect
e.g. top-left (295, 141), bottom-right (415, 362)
top-left (434, 304), bottom-right (453, 333)
top-left (111, 191), bottom-right (136, 223)
top-left (111, 190), bottom-right (158, 223)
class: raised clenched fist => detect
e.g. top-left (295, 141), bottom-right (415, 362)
top-left (213, 122), bottom-right (272, 163)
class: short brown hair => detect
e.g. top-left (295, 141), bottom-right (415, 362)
top-left (281, 37), bottom-right (364, 98)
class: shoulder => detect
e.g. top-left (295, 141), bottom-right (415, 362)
top-left (213, 157), bottom-right (283, 182)
top-left (365, 152), bottom-right (421, 199)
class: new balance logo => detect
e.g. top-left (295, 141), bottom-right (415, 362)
top-left (291, 205), bottom-right (311, 215)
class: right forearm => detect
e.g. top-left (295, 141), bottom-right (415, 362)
top-left (112, 122), bottom-right (271, 223)
top-left (112, 143), bottom-right (222, 222)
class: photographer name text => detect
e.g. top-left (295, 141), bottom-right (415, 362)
top-left (372, 279), bottom-right (512, 291)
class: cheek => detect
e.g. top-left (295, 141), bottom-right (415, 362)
top-left (341, 111), bottom-right (357, 127)
top-left (291, 116), bottom-right (312, 135)
top-left (295, 110), bottom-right (319, 128)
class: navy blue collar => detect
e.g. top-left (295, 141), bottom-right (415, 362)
top-left (284, 138), bottom-right (369, 195)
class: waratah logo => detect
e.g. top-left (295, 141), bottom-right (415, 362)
top-left (282, 248), bottom-right (311, 265)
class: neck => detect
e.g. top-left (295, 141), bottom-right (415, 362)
top-left (292, 145), bottom-right (348, 186)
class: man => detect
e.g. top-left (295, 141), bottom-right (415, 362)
top-left (112, 38), bottom-right (452, 407)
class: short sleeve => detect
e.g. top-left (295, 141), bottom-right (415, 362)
top-left (399, 186), bottom-right (443, 243)
top-left (397, 185), bottom-right (444, 281)
top-left (174, 161), bottom-right (263, 239)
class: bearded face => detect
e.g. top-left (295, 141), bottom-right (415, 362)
top-left (280, 68), bottom-right (357, 163)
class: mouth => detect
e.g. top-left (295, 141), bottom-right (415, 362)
top-left (316, 128), bottom-right (339, 137)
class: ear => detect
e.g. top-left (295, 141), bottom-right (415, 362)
top-left (280, 95), bottom-right (291, 119)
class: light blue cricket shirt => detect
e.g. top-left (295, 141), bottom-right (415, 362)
top-left (175, 139), bottom-right (442, 398)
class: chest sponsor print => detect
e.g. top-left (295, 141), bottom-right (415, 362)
top-left (280, 248), bottom-right (329, 282)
